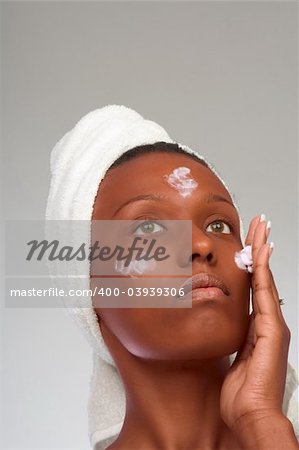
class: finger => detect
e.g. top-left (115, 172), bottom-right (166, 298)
top-left (244, 215), bottom-right (268, 316)
top-left (250, 216), bottom-right (271, 317)
top-left (244, 216), bottom-right (262, 315)
top-left (268, 267), bottom-right (287, 323)
top-left (244, 215), bottom-right (261, 246)
top-left (251, 222), bottom-right (286, 328)
top-left (250, 217), bottom-right (267, 315)
top-left (252, 242), bottom-right (280, 317)
top-left (255, 220), bottom-right (286, 322)
top-left (251, 217), bottom-right (268, 264)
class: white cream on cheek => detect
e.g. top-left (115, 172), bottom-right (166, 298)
top-left (114, 258), bottom-right (157, 278)
top-left (234, 245), bottom-right (253, 273)
top-left (164, 166), bottom-right (198, 198)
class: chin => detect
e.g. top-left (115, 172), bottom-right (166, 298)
top-left (175, 325), bottom-right (249, 360)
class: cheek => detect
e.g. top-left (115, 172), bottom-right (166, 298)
top-left (95, 258), bottom-right (252, 360)
top-left (234, 245), bottom-right (253, 273)
top-left (97, 294), bottom-right (251, 362)
top-left (221, 267), bottom-right (251, 352)
top-left (224, 243), bottom-right (251, 305)
top-left (225, 256), bottom-right (251, 329)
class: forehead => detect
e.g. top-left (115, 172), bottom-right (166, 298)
top-left (93, 152), bottom-right (232, 215)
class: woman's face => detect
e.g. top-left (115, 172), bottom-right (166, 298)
top-left (92, 152), bottom-right (250, 361)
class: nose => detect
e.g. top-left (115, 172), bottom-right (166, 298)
top-left (177, 223), bottom-right (216, 268)
top-left (191, 223), bottom-right (215, 263)
top-left (177, 222), bottom-right (216, 270)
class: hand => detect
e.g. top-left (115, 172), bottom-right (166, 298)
top-left (220, 215), bottom-right (291, 434)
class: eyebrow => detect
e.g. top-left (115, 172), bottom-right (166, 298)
top-left (112, 192), bottom-right (235, 217)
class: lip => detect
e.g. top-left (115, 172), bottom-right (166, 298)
top-left (186, 286), bottom-right (228, 303)
top-left (179, 272), bottom-right (230, 300)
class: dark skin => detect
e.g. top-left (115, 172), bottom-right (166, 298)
top-left (92, 152), bottom-right (298, 450)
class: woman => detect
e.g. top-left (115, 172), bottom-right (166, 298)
top-left (46, 105), bottom-right (299, 449)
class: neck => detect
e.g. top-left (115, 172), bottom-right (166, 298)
top-left (112, 355), bottom-right (239, 450)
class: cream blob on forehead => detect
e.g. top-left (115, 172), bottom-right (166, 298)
top-left (164, 166), bottom-right (198, 198)
top-left (165, 166), bottom-right (250, 272)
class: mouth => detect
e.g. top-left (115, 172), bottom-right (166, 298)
top-left (178, 272), bottom-right (230, 302)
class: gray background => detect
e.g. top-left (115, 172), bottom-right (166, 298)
top-left (1, 1), bottom-right (298, 448)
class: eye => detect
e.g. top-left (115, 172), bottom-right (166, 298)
top-left (133, 220), bottom-right (166, 236)
top-left (206, 220), bottom-right (232, 234)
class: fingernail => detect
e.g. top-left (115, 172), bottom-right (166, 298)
top-left (260, 213), bottom-right (267, 222)
top-left (269, 241), bottom-right (274, 255)
top-left (266, 220), bottom-right (271, 235)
